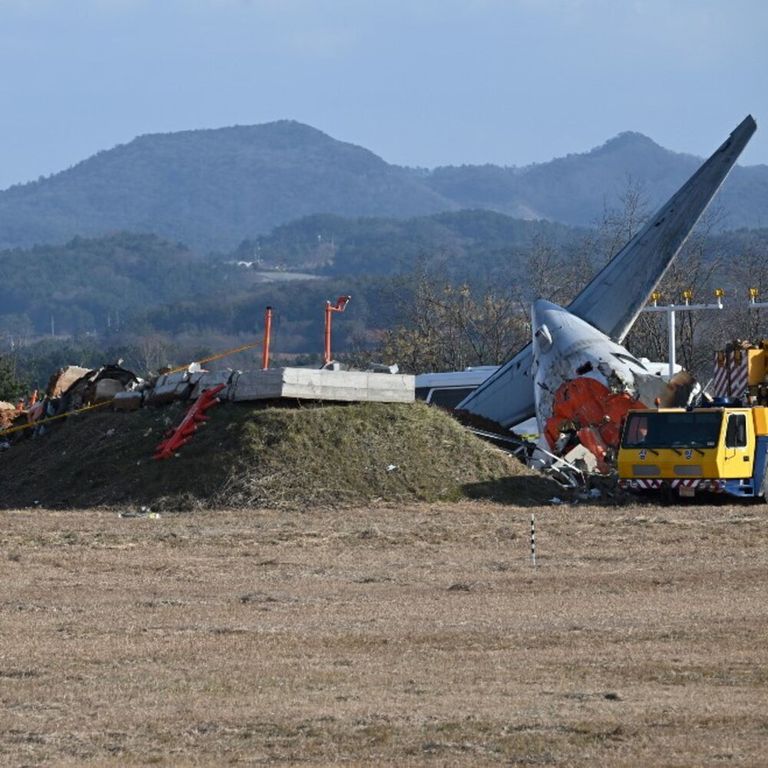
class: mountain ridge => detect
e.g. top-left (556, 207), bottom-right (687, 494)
top-left (0, 119), bottom-right (764, 250)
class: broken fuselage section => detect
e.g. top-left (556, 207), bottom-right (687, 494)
top-left (530, 299), bottom-right (697, 473)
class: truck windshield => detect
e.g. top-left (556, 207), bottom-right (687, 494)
top-left (622, 411), bottom-right (723, 449)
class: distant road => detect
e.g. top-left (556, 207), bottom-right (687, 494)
top-left (252, 270), bottom-right (322, 282)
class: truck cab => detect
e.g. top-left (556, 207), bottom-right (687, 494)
top-left (618, 404), bottom-right (768, 499)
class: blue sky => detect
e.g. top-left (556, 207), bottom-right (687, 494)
top-left (0, 0), bottom-right (766, 190)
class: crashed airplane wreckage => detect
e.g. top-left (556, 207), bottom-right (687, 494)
top-left (529, 299), bottom-right (698, 475)
top-left (456, 115), bottom-right (757, 476)
top-left (1, 364), bottom-right (142, 437)
top-left (1, 297), bottom-right (416, 448)
top-left (0, 363), bottom-right (415, 451)
top-left (1, 115), bottom-right (757, 489)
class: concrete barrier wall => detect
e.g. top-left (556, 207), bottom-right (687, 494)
top-left (231, 368), bottom-right (415, 404)
top-left (149, 367), bottom-right (414, 405)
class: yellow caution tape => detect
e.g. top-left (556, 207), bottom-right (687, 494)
top-left (0, 399), bottom-right (114, 438)
top-left (1, 339), bottom-right (264, 439)
top-left (165, 339), bottom-right (263, 375)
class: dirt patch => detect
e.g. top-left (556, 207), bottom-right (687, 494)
top-left (1, 502), bottom-right (766, 765)
top-left (0, 401), bottom-right (559, 509)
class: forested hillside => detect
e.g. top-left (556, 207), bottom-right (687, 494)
top-left (0, 121), bottom-right (454, 252)
top-left (2, 209), bottom-right (768, 390)
top-left (425, 132), bottom-right (767, 230)
top-left (0, 120), bottom-right (765, 252)
top-left (0, 233), bottom-right (225, 339)
top-left (233, 210), bottom-right (584, 279)
top-left (0, 213), bottom-right (586, 341)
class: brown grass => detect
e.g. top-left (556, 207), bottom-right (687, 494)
top-left (1, 502), bottom-right (767, 765)
top-left (0, 402), bottom-right (559, 509)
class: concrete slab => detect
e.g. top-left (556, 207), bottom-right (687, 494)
top-left (230, 368), bottom-right (414, 404)
top-left (191, 370), bottom-right (239, 400)
top-left (150, 371), bottom-right (192, 404)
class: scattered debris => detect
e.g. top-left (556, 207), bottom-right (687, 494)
top-left (1, 361), bottom-right (415, 449)
top-left (114, 391), bottom-right (143, 411)
top-left (46, 365), bottom-right (90, 398)
top-left (531, 300), bottom-right (699, 474)
top-left (0, 401), bottom-right (16, 430)
top-left (119, 506), bottom-right (160, 519)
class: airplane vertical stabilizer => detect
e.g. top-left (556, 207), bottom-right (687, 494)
top-left (458, 115), bottom-right (756, 428)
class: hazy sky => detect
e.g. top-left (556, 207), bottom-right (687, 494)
top-left (0, 0), bottom-right (766, 190)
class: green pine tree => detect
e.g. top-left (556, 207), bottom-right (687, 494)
top-left (0, 356), bottom-right (25, 403)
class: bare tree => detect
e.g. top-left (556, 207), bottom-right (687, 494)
top-left (525, 176), bottom-right (650, 316)
top-left (625, 205), bottom-right (725, 377)
top-left (0, 314), bottom-right (34, 352)
top-left (525, 236), bottom-right (577, 306)
top-left (583, 175), bottom-right (651, 266)
top-left (375, 273), bottom-right (529, 373)
top-left (134, 334), bottom-right (173, 376)
top-left (718, 236), bottom-right (768, 343)
top-left (594, 174), bottom-right (651, 263)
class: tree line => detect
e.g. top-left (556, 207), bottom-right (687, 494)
top-left (1, 198), bottom-right (767, 398)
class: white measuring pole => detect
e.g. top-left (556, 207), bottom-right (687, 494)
top-left (530, 514), bottom-right (536, 568)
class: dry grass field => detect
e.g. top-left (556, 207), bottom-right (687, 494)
top-left (1, 501), bottom-right (767, 766)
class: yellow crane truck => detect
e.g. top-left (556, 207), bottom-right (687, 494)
top-left (617, 401), bottom-right (768, 501)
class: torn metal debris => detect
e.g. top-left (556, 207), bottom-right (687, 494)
top-left (0, 360), bottom-right (415, 451)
